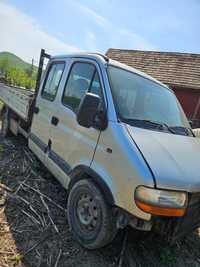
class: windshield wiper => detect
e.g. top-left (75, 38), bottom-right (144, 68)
top-left (122, 118), bottom-right (176, 134)
top-left (169, 126), bottom-right (194, 137)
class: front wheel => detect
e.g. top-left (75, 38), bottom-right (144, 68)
top-left (67, 179), bottom-right (118, 249)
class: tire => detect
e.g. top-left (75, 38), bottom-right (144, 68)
top-left (67, 179), bottom-right (118, 249)
top-left (1, 108), bottom-right (11, 138)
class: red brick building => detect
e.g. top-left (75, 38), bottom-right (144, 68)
top-left (106, 49), bottom-right (200, 128)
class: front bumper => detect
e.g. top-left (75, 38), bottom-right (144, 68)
top-left (154, 192), bottom-right (200, 242)
top-left (116, 192), bottom-right (200, 242)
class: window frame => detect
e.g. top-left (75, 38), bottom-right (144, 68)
top-left (61, 60), bottom-right (105, 113)
top-left (41, 61), bottom-right (65, 102)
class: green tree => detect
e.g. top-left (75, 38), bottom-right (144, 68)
top-left (0, 58), bottom-right (36, 89)
top-left (0, 58), bottom-right (10, 79)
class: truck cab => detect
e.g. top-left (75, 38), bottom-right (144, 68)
top-left (1, 52), bottom-right (200, 249)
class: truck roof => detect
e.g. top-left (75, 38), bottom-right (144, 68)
top-left (51, 52), bottom-right (169, 89)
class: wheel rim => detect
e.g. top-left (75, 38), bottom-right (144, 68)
top-left (77, 193), bottom-right (99, 231)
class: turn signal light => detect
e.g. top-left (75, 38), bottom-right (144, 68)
top-left (135, 186), bottom-right (187, 217)
top-left (135, 199), bottom-right (186, 217)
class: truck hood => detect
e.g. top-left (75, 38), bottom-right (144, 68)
top-left (126, 124), bottom-right (200, 192)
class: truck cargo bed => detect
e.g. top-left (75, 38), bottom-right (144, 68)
top-left (0, 83), bottom-right (34, 121)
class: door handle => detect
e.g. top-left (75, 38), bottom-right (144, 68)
top-left (51, 116), bottom-right (59, 126)
top-left (34, 106), bottom-right (39, 114)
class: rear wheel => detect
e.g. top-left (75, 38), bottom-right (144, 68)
top-left (67, 179), bottom-right (118, 249)
top-left (1, 107), bottom-right (11, 137)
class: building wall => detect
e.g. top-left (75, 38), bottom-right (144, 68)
top-left (172, 87), bottom-right (200, 127)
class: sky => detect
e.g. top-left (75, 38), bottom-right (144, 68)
top-left (0, 0), bottom-right (199, 64)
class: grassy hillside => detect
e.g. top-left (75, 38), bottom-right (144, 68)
top-left (0, 52), bottom-right (37, 72)
top-left (0, 52), bottom-right (37, 89)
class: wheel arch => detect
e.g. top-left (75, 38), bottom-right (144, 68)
top-left (69, 165), bottom-right (115, 206)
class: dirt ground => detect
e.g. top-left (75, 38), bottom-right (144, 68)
top-left (0, 133), bottom-right (200, 267)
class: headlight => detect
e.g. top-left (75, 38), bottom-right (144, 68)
top-left (135, 186), bottom-right (188, 217)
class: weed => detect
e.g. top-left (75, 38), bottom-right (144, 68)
top-left (160, 247), bottom-right (176, 266)
top-left (0, 144), bottom-right (4, 153)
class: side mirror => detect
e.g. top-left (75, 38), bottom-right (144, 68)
top-left (77, 93), bottom-right (100, 128)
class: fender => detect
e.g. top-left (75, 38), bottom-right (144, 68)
top-left (69, 165), bottom-right (115, 205)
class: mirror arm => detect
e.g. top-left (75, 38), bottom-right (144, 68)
top-left (93, 110), bottom-right (108, 130)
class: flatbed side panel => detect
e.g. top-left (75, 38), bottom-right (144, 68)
top-left (0, 83), bottom-right (34, 121)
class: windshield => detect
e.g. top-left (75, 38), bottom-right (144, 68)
top-left (107, 66), bottom-right (190, 129)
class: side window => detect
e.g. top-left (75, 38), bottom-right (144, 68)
top-left (62, 62), bottom-right (96, 112)
top-left (42, 62), bottom-right (65, 101)
top-left (89, 71), bottom-right (102, 98)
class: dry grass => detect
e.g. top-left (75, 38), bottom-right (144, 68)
top-left (0, 133), bottom-right (200, 267)
top-left (0, 213), bottom-right (24, 267)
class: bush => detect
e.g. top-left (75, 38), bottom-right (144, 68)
top-left (0, 63), bottom-right (36, 90)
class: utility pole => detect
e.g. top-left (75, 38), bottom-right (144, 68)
top-left (30, 58), bottom-right (34, 77)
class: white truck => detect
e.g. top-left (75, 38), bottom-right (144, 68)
top-left (1, 49), bottom-right (200, 249)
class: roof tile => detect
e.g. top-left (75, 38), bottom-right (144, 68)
top-left (106, 49), bottom-right (200, 90)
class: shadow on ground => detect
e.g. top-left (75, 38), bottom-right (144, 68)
top-left (0, 135), bottom-right (200, 267)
